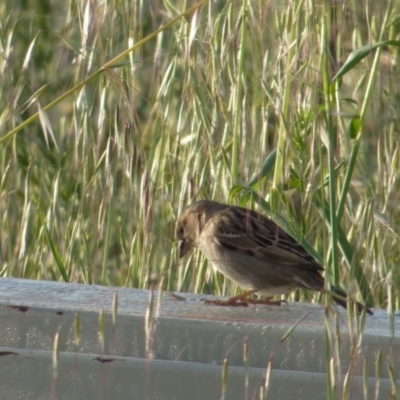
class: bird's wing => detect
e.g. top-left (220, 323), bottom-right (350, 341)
top-left (207, 207), bottom-right (323, 272)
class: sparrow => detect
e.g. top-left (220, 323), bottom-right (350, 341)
top-left (176, 200), bottom-right (372, 314)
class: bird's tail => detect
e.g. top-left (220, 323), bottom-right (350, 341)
top-left (330, 286), bottom-right (373, 315)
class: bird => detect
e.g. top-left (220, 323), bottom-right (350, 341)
top-left (176, 199), bottom-right (372, 314)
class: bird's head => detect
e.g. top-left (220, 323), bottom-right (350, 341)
top-left (176, 203), bottom-right (202, 258)
top-left (176, 200), bottom-right (223, 258)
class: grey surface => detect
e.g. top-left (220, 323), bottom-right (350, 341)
top-left (0, 347), bottom-right (394, 400)
top-left (0, 278), bottom-right (398, 399)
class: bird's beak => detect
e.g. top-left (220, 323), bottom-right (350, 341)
top-left (178, 240), bottom-right (191, 259)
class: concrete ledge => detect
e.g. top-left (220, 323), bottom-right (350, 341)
top-left (0, 347), bottom-right (394, 400)
top-left (0, 278), bottom-right (398, 399)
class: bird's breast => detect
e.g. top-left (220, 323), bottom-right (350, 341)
top-left (198, 239), bottom-right (304, 296)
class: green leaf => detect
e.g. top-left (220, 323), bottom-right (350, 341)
top-left (247, 148), bottom-right (277, 188)
top-left (37, 206), bottom-right (69, 283)
top-left (340, 98), bottom-right (358, 106)
top-left (313, 192), bottom-right (373, 307)
top-left (348, 118), bottom-right (361, 139)
top-left (229, 185), bottom-right (246, 202)
top-left (238, 190), bottom-right (253, 207)
top-left (332, 40), bottom-right (400, 82)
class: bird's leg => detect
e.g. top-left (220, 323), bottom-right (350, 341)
top-left (245, 297), bottom-right (284, 306)
top-left (203, 290), bottom-right (257, 306)
top-left (203, 290), bottom-right (282, 307)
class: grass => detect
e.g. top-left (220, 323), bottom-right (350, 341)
top-left (1, 0), bottom-right (400, 303)
top-left (1, 0), bottom-right (400, 396)
top-left (2, 0), bottom-right (398, 306)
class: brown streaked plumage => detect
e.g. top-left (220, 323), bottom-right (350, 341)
top-left (176, 200), bottom-right (372, 313)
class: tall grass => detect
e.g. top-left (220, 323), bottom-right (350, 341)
top-left (0, 0), bottom-right (399, 313)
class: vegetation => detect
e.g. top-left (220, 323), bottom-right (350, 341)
top-left (1, 0), bottom-right (399, 312)
top-left (2, 1), bottom-right (400, 398)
